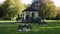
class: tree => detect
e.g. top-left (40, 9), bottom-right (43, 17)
top-left (31, 0), bottom-right (57, 19)
top-left (0, 5), bottom-right (3, 18)
top-left (39, 0), bottom-right (58, 19)
top-left (2, 0), bottom-right (25, 18)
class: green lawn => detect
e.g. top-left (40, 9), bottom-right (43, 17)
top-left (0, 21), bottom-right (60, 34)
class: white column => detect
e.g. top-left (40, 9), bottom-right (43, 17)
top-left (22, 12), bottom-right (23, 19)
top-left (35, 12), bottom-right (38, 18)
top-left (34, 12), bottom-right (35, 19)
top-left (23, 12), bottom-right (26, 20)
top-left (30, 12), bottom-right (32, 17)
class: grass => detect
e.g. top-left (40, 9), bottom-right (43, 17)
top-left (0, 20), bottom-right (60, 34)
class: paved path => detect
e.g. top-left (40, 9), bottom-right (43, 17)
top-left (0, 21), bottom-right (21, 24)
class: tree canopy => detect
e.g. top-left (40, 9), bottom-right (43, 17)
top-left (38, 0), bottom-right (58, 19)
top-left (1, 0), bottom-right (25, 18)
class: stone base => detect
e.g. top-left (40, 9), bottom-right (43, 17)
top-left (18, 29), bottom-right (33, 32)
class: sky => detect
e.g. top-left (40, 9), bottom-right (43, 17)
top-left (0, 0), bottom-right (60, 7)
top-left (0, 0), bottom-right (6, 4)
top-left (21, 0), bottom-right (33, 5)
top-left (52, 0), bottom-right (60, 7)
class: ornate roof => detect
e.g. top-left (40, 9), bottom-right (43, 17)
top-left (23, 7), bottom-right (37, 12)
